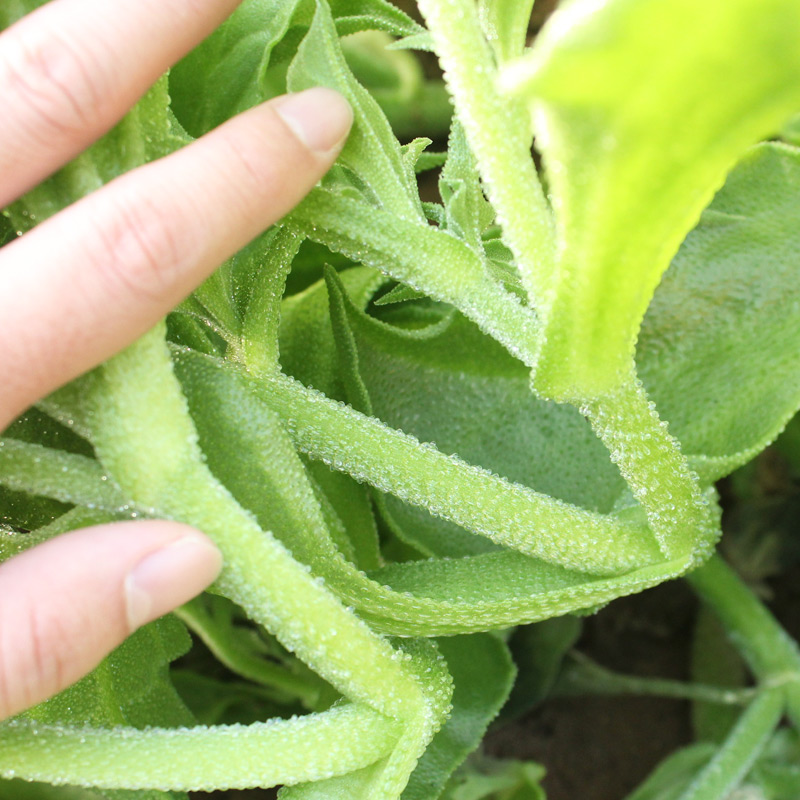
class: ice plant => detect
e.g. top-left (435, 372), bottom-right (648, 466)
top-left (3, 0), bottom-right (800, 798)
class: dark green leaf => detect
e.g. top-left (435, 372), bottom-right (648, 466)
top-left (403, 635), bottom-right (515, 800)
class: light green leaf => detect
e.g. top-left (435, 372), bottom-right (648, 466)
top-left (324, 267), bottom-right (626, 557)
top-left (287, 1), bottom-right (423, 221)
top-left (504, 0), bottom-right (800, 399)
top-left (174, 348), bottom-right (685, 635)
top-left (782, 113), bottom-right (800, 146)
top-left (328, 0), bottom-right (423, 38)
top-left (478, 0), bottom-right (534, 63)
top-left (638, 143), bottom-right (800, 483)
top-left (7, 76), bottom-right (174, 233)
top-left (290, 189), bottom-right (540, 368)
top-left (169, 0), bottom-right (305, 136)
top-left (0, 439), bottom-right (128, 512)
top-left (439, 122), bottom-right (496, 253)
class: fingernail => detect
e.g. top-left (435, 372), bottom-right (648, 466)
top-left (273, 88), bottom-right (354, 155)
top-left (124, 534), bottom-right (222, 630)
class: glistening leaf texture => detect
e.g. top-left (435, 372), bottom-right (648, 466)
top-left (3, 0), bottom-right (800, 798)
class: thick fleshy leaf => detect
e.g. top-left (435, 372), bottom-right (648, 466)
top-left (504, 0), bottom-right (800, 399)
top-left (287, 1), bottom-right (423, 221)
top-left (638, 143), bottom-right (800, 483)
top-left (477, 0), bottom-right (534, 63)
top-left (6, 77), bottom-right (175, 234)
top-left (173, 348), bottom-right (686, 636)
top-left (324, 267), bottom-right (626, 556)
top-left (402, 635), bottom-right (515, 800)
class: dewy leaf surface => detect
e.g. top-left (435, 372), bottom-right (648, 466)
top-left (504, 0), bottom-right (800, 399)
top-left (402, 635), bottom-right (515, 800)
top-left (638, 143), bottom-right (800, 483)
top-left (325, 268), bottom-right (625, 557)
top-left (287, 0), bottom-right (422, 222)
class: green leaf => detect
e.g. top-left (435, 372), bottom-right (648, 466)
top-left (478, 0), bottom-right (534, 63)
top-left (169, 0), bottom-right (305, 137)
top-left (0, 781), bottom-right (186, 800)
top-left (170, 0), bottom-right (423, 138)
top-left (442, 757), bottom-right (546, 800)
top-left (7, 77), bottom-right (175, 232)
top-left (287, 1), bottom-right (423, 222)
top-left (439, 122), bottom-right (496, 253)
top-left (638, 143), bottom-right (800, 483)
top-left (174, 349), bottom-right (684, 636)
top-left (0, 213), bottom-right (15, 248)
top-left (782, 113), bottom-right (800, 146)
top-left (324, 268), bottom-right (626, 557)
top-left (623, 744), bottom-right (716, 800)
top-left (280, 265), bottom-right (386, 398)
top-left (504, 616), bottom-right (582, 719)
top-left (0, 438), bottom-right (128, 512)
top-left (290, 189), bottom-right (540, 368)
top-left (690, 608), bottom-right (747, 743)
top-left (23, 616), bottom-right (194, 730)
top-left (0, 0), bottom-right (47, 29)
top-left (328, 0), bottom-right (423, 38)
top-left (504, 0), bottom-right (800, 399)
top-left (402, 635), bottom-right (515, 800)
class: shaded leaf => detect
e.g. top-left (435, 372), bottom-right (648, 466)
top-left (403, 635), bottom-right (515, 800)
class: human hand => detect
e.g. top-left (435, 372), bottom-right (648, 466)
top-left (0, 0), bottom-right (352, 720)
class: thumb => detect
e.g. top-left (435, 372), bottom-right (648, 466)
top-left (0, 521), bottom-right (221, 720)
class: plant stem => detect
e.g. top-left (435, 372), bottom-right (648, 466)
top-left (688, 554), bottom-right (800, 728)
top-left (557, 651), bottom-right (756, 706)
top-left (241, 227), bottom-right (301, 376)
top-left (416, 0), bottom-right (556, 310)
top-left (581, 371), bottom-right (719, 562)
top-left (677, 688), bottom-right (784, 800)
top-left (83, 327), bottom-right (427, 723)
top-left (0, 704), bottom-right (400, 791)
top-left (258, 370), bottom-right (662, 574)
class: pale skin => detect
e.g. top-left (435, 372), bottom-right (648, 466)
top-left (0, 0), bottom-right (353, 720)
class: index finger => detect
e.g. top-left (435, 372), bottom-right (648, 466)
top-left (0, 0), bottom-right (240, 208)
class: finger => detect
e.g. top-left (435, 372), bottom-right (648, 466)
top-left (0, 521), bottom-right (221, 721)
top-left (0, 0), bottom-right (241, 207)
top-left (0, 88), bottom-right (353, 429)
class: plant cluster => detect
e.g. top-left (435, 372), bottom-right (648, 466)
top-left (2, 0), bottom-right (800, 798)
